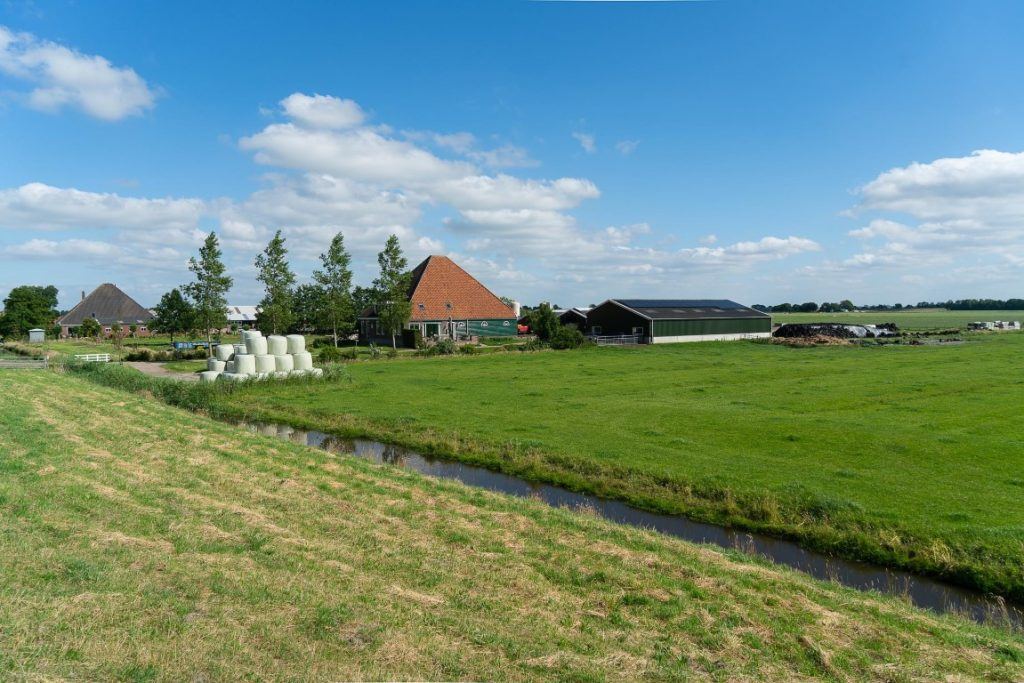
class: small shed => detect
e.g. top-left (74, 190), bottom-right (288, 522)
top-left (28, 328), bottom-right (45, 343)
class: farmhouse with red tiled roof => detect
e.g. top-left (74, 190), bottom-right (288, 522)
top-left (57, 283), bottom-right (155, 338)
top-left (359, 255), bottom-right (517, 344)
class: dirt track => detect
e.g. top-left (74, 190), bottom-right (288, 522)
top-left (125, 361), bottom-right (199, 382)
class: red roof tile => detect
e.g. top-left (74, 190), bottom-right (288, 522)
top-left (407, 256), bottom-right (515, 321)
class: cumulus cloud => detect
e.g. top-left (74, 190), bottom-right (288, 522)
top-left (572, 131), bottom-right (596, 153)
top-left (2, 238), bottom-right (183, 270)
top-left (0, 25), bottom-right (156, 120)
top-left (0, 183), bottom-right (206, 245)
top-left (280, 93), bottom-right (365, 129)
top-left (841, 149), bottom-right (1024, 272)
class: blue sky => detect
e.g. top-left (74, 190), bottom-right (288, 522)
top-left (2, 0), bottom-right (1023, 309)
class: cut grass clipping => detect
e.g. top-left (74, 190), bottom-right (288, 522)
top-left (1, 371), bottom-right (1023, 680)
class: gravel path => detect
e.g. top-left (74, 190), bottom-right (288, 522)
top-left (125, 361), bottom-right (200, 382)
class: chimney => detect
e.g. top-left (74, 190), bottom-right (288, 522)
top-left (81, 291), bottom-right (85, 301)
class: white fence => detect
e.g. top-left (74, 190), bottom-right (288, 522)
top-left (589, 335), bottom-right (642, 346)
top-left (73, 353), bottom-right (111, 363)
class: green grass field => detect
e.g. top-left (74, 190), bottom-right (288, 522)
top-left (773, 309), bottom-right (1024, 330)
top-left (210, 333), bottom-right (1024, 600)
top-left (1, 371), bottom-right (1022, 680)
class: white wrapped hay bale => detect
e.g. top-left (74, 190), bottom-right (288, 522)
top-left (224, 360), bottom-right (235, 373)
top-left (309, 368), bottom-right (324, 378)
top-left (255, 355), bottom-right (276, 374)
top-left (220, 372), bottom-right (248, 382)
top-left (246, 335), bottom-right (268, 355)
top-left (234, 353), bottom-right (257, 375)
top-left (292, 351), bottom-right (313, 371)
top-left (215, 344), bottom-right (234, 362)
top-left (207, 358), bottom-right (226, 372)
top-left (286, 334), bottom-right (306, 354)
top-left (267, 335), bottom-right (288, 356)
top-left (273, 371), bottom-right (290, 379)
top-left (233, 343), bottom-right (247, 357)
top-left (275, 354), bottom-right (294, 372)
top-left (289, 369), bottom-right (308, 377)
top-left (199, 371), bottom-right (220, 383)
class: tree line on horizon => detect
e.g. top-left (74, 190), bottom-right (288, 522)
top-left (752, 298), bottom-right (1024, 314)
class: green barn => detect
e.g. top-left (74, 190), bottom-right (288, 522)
top-left (585, 299), bottom-right (771, 343)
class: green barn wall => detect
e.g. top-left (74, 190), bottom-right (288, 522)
top-left (652, 317), bottom-right (770, 337)
top-left (467, 319), bottom-right (517, 337)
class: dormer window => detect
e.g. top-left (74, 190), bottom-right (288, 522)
top-left (417, 303), bottom-right (426, 311)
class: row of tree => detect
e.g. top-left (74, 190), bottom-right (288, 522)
top-left (151, 230), bottom-right (415, 353)
top-left (913, 298), bottom-right (1024, 311)
top-left (752, 300), bottom-right (856, 313)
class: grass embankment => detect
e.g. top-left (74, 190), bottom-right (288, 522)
top-left (1, 371), bottom-right (1023, 680)
top-left (773, 309), bottom-right (1024, 331)
top-left (186, 334), bottom-right (1024, 602)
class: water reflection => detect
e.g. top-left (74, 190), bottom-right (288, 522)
top-left (234, 418), bottom-right (1022, 628)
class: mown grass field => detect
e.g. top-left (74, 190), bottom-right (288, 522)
top-left (214, 333), bottom-right (1024, 600)
top-left (1, 371), bottom-right (1023, 680)
top-left (773, 309), bottom-right (1024, 330)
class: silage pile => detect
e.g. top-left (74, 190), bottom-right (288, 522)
top-left (199, 331), bottom-right (322, 383)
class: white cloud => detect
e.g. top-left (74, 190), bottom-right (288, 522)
top-left (0, 182), bottom-right (205, 245)
top-left (0, 25), bottom-right (156, 120)
top-left (679, 236), bottom-right (821, 264)
top-left (615, 139), bottom-right (639, 155)
top-left (572, 131), bottom-right (596, 153)
top-left (279, 93), bottom-right (365, 129)
top-left (2, 238), bottom-right (183, 270)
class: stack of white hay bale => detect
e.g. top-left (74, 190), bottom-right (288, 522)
top-left (199, 330), bottom-right (323, 383)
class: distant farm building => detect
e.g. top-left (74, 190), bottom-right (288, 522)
top-left (557, 307), bottom-right (591, 329)
top-left (57, 283), bottom-right (155, 338)
top-left (226, 305), bottom-right (259, 330)
top-left (28, 328), bottom-right (44, 343)
top-left (586, 299), bottom-right (771, 343)
top-left (359, 255), bottom-right (517, 344)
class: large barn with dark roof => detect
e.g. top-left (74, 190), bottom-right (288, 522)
top-left (57, 283), bottom-right (155, 338)
top-left (585, 299), bottom-right (771, 343)
top-left (359, 255), bottom-right (517, 344)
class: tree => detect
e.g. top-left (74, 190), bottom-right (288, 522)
top-left (254, 230), bottom-right (296, 335)
top-left (529, 303), bottom-right (560, 341)
top-left (110, 323), bottom-right (125, 353)
top-left (185, 232), bottom-right (233, 357)
top-left (291, 283), bottom-right (327, 333)
top-left (312, 232), bottom-right (355, 347)
top-left (152, 288), bottom-right (196, 345)
top-left (797, 301), bottom-right (819, 313)
top-left (0, 285), bottom-right (58, 337)
top-left (79, 317), bottom-right (101, 338)
top-left (373, 235), bottom-right (412, 348)
top-left (839, 299), bottom-right (855, 312)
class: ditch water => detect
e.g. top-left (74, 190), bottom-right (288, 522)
top-left (231, 418), bottom-right (1022, 628)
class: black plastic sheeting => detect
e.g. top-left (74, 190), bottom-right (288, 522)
top-left (773, 322), bottom-right (899, 339)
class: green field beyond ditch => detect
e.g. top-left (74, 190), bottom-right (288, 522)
top-left (217, 331), bottom-right (1024, 599)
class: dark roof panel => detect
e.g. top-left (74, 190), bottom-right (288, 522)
top-left (611, 299), bottom-right (769, 320)
top-left (57, 283), bottom-right (155, 326)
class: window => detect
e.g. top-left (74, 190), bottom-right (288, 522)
top-left (480, 321), bottom-right (489, 327)
top-left (502, 320), bottom-right (510, 326)
top-left (592, 325), bottom-right (602, 334)
top-left (417, 303), bottom-right (426, 311)
top-left (632, 326), bottom-right (644, 335)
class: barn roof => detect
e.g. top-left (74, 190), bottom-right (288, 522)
top-left (609, 299), bottom-right (768, 320)
top-left (226, 305), bottom-right (259, 322)
top-left (57, 283), bottom-right (155, 326)
top-left (406, 255), bottom-right (515, 321)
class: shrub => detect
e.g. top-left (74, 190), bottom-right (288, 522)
top-left (517, 339), bottom-right (546, 352)
top-left (459, 344), bottom-right (478, 355)
top-left (550, 325), bottom-right (586, 350)
top-left (318, 346), bottom-right (345, 363)
top-left (434, 339), bottom-right (457, 355)
top-left (386, 347), bottom-right (398, 359)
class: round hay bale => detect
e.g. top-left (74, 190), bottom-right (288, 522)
top-left (286, 334), bottom-right (306, 354)
top-left (224, 360), bottom-right (235, 373)
top-left (207, 359), bottom-right (226, 372)
top-left (199, 371), bottom-right (220, 383)
top-left (275, 354), bottom-right (294, 372)
top-left (234, 354), bottom-right (257, 375)
top-left (267, 335), bottom-right (288, 356)
top-left (255, 354), bottom-right (276, 374)
top-left (292, 351), bottom-right (313, 371)
top-left (219, 372), bottom-right (248, 382)
top-left (309, 368), bottom-right (324, 378)
top-left (273, 371), bottom-right (290, 379)
top-left (215, 344), bottom-right (234, 362)
top-left (246, 336), bottom-right (268, 355)
top-left (289, 369), bottom-right (308, 377)
top-left (233, 344), bottom-right (247, 356)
